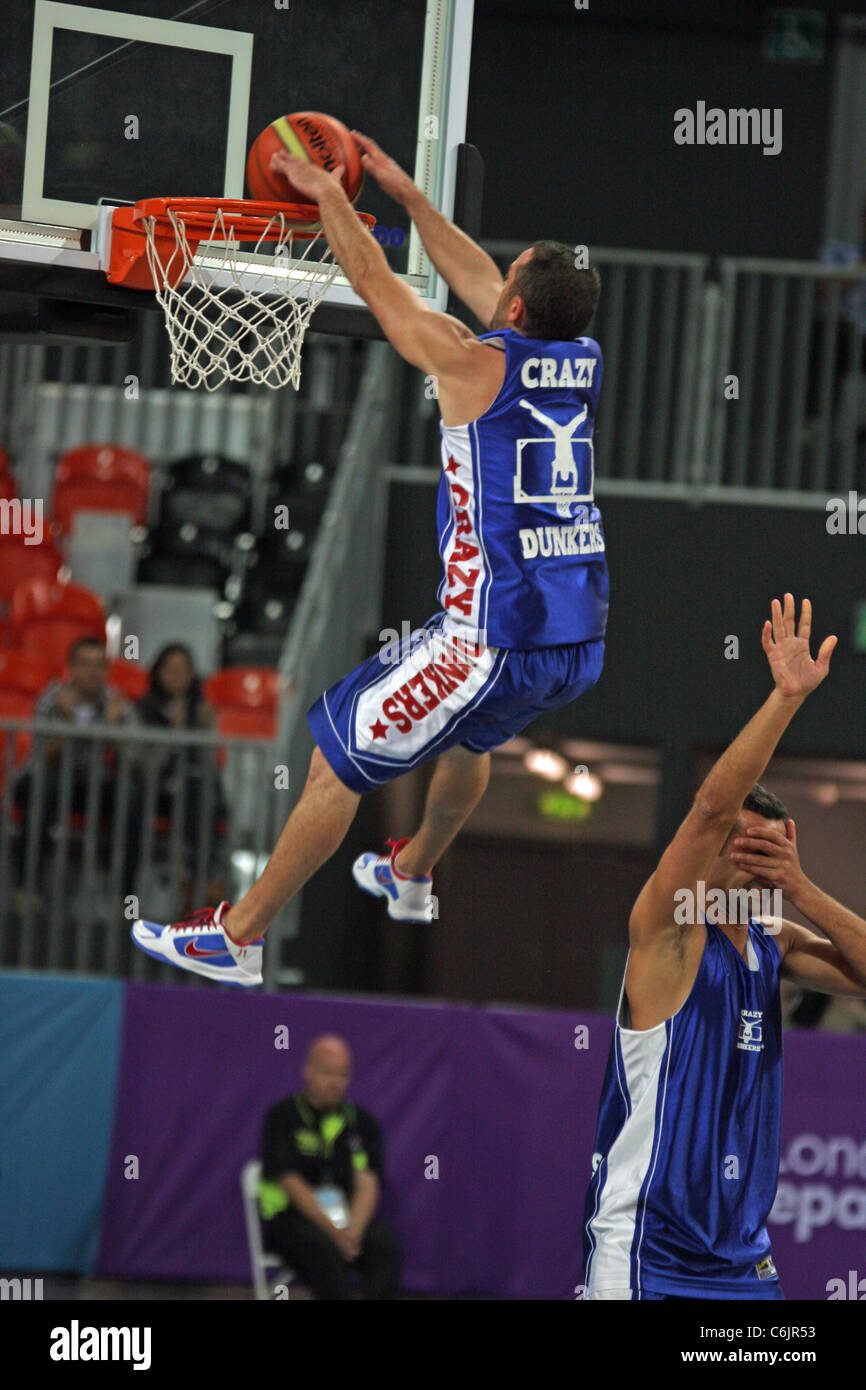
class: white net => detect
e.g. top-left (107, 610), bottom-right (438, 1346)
top-left (142, 205), bottom-right (341, 391)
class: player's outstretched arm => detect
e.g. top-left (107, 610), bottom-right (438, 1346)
top-left (352, 131), bottom-right (504, 327)
top-left (629, 595), bottom-right (836, 942)
top-left (269, 151), bottom-right (482, 377)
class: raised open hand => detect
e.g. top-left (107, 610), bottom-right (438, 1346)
top-left (762, 594), bottom-right (836, 700)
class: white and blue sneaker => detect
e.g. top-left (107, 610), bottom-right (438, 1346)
top-left (131, 902), bottom-right (264, 987)
top-left (352, 837), bottom-right (434, 922)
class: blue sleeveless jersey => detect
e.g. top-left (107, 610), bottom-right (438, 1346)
top-left (583, 920), bottom-right (784, 1299)
top-left (436, 329), bottom-right (609, 650)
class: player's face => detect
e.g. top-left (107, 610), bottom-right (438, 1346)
top-left (712, 810), bottom-right (787, 889)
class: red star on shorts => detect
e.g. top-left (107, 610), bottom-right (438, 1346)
top-left (445, 455), bottom-right (459, 475)
top-left (369, 719), bottom-right (388, 740)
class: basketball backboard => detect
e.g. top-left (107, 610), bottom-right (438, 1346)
top-left (0, 0), bottom-right (474, 337)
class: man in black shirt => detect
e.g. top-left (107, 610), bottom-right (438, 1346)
top-left (258, 1035), bottom-right (403, 1299)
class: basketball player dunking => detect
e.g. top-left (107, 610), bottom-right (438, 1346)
top-left (584, 595), bottom-right (866, 1300)
top-left (133, 134), bottom-right (609, 984)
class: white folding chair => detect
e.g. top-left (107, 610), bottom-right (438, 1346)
top-left (240, 1158), bottom-right (295, 1300)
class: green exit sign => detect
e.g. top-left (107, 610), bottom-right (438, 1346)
top-left (765, 9), bottom-right (825, 64)
top-left (537, 789), bottom-right (593, 822)
top-left (853, 601), bottom-right (866, 654)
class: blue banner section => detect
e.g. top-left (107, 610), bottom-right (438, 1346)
top-left (0, 973), bottom-right (123, 1272)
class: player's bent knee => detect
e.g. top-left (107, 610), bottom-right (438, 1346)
top-left (307, 744), bottom-right (359, 797)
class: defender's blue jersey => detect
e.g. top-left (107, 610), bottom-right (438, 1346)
top-left (436, 329), bottom-right (609, 650)
top-left (583, 920), bottom-right (784, 1299)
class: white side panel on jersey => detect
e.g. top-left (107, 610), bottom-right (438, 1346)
top-left (585, 1020), bottom-right (671, 1297)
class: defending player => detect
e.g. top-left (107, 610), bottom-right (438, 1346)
top-left (583, 595), bottom-right (866, 1300)
top-left (133, 134), bottom-right (608, 985)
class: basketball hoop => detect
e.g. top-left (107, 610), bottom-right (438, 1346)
top-left (107, 198), bottom-right (375, 391)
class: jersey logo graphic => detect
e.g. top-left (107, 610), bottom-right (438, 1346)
top-left (737, 1009), bottom-right (763, 1052)
top-left (515, 400), bottom-right (594, 516)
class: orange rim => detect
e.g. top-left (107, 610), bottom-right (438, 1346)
top-left (133, 196), bottom-right (375, 242)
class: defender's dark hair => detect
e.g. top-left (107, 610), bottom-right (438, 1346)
top-left (512, 240), bottom-right (601, 340)
top-left (743, 783), bottom-right (789, 821)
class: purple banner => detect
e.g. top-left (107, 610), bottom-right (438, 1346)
top-left (97, 983), bottom-right (866, 1299)
top-left (770, 1030), bottom-right (866, 1300)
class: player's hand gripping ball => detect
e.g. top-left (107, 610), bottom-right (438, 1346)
top-left (246, 111), bottom-right (363, 205)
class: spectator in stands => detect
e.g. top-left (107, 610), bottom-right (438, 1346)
top-left (257, 1035), bottom-right (403, 1300)
top-left (14, 635), bottom-right (141, 895)
top-left (136, 644), bottom-right (226, 901)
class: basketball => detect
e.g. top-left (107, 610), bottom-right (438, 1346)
top-left (246, 111), bottom-right (364, 206)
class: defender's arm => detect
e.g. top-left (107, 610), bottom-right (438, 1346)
top-left (629, 597), bottom-right (836, 944)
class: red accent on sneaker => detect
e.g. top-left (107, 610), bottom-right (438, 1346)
top-left (167, 904), bottom-right (225, 934)
top-left (386, 837), bottom-right (431, 883)
top-left (184, 940), bottom-right (229, 958)
top-left (386, 837), bottom-right (413, 880)
top-left (219, 905), bottom-right (248, 946)
top-left (220, 907), bottom-right (266, 949)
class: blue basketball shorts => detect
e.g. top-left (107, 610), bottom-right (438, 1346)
top-left (307, 612), bottom-right (605, 794)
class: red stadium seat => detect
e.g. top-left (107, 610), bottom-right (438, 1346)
top-left (107, 657), bottom-right (149, 700)
top-left (10, 578), bottom-right (105, 675)
top-left (51, 444), bottom-right (151, 535)
top-left (0, 650), bottom-right (52, 696)
top-left (0, 538), bottom-right (63, 603)
top-left (204, 667), bottom-right (280, 714)
top-left (0, 688), bottom-right (34, 793)
top-left (51, 477), bottom-right (148, 534)
top-left (216, 707), bottom-right (277, 740)
top-left (55, 444), bottom-right (151, 490)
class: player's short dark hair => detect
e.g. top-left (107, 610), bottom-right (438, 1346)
top-left (512, 241), bottom-right (601, 341)
top-left (742, 783), bottom-right (788, 821)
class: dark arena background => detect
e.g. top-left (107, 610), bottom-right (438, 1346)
top-left (0, 0), bottom-right (865, 1359)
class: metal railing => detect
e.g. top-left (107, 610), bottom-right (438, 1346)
top-left (710, 259), bottom-right (866, 502)
top-left (418, 240), bottom-right (866, 507)
top-left (483, 241), bottom-right (710, 491)
top-left (2, 331), bottom-right (363, 511)
top-left (0, 338), bottom-right (394, 989)
top-left (0, 718), bottom-right (279, 982)
top-left (5, 246), bottom-right (864, 509)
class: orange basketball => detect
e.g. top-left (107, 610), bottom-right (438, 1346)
top-left (246, 111), bottom-right (364, 205)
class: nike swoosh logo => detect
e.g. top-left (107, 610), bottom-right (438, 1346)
top-left (374, 866), bottom-right (398, 898)
top-left (184, 940), bottom-right (229, 958)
